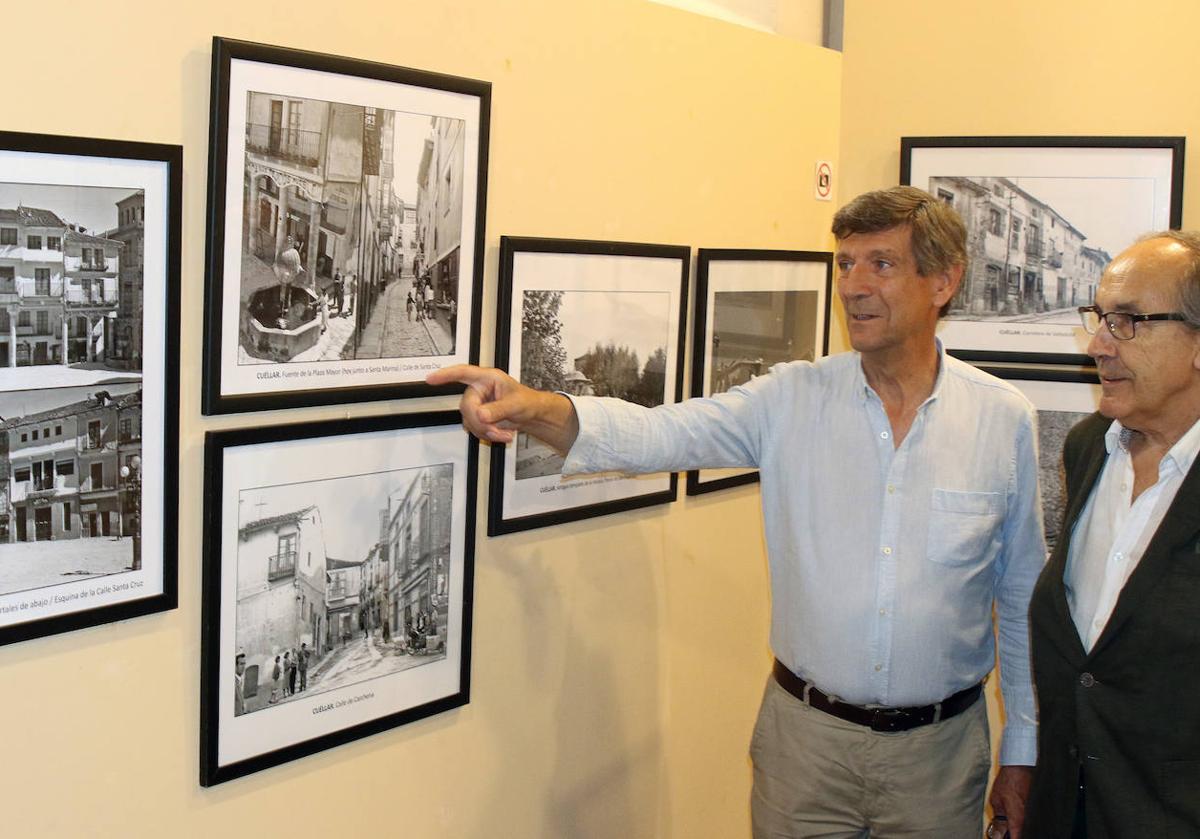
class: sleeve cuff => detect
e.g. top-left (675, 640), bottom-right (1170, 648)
top-left (998, 724), bottom-right (1038, 766)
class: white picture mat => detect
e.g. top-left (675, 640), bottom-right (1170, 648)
top-left (216, 423), bottom-right (469, 767)
top-left (908, 144), bottom-right (1176, 357)
top-left (697, 258), bottom-right (829, 486)
top-left (0, 150), bottom-right (170, 622)
top-left (504, 250), bottom-right (682, 519)
top-left (218, 57), bottom-right (482, 397)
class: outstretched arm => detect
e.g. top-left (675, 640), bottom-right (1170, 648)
top-left (427, 364), bottom-right (579, 453)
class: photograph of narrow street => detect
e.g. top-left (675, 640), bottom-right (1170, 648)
top-left (234, 462), bottom-right (453, 715)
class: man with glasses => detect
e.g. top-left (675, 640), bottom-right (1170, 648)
top-left (1025, 232), bottom-right (1200, 837)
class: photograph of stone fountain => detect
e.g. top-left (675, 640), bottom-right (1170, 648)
top-left (238, 95), bottom-right (465, 365)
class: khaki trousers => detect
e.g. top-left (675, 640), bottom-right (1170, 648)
top-left (750, 675), bottom-right (991, 838)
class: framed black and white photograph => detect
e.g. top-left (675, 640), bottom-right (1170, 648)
top-left (902, 136), bottom-right (1184, 364)
top-left (200, 412), bottom-right (477, 786)
top-left (203, 37), bottom-right (490, 414)
top-left (0, 131), bottom-right (180, 647)
top-left (982, 367), bottom-right (1101, 551)
top-left (489, 236), bottom-right (689, 536)
top-left (687, 249), bottom-right (832, 495)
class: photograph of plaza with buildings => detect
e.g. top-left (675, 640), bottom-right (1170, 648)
top-left (238, 92), bottom-right (465, 365)
top-left (928, 176), bottom-right (1122, 323)
top-left (233, 463), bottom-right (453, 716)
top-left (0, 184), bottom-right (146, 595)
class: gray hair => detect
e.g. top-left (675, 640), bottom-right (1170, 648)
top-left (1137, 230), bottom-right (1200, 329)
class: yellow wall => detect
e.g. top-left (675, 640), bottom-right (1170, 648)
top-left (0, 1), bottom-right (841, 836)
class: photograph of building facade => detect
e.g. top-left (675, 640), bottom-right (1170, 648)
top-left (235, 504), bottom-right (329, 713)
top-left (929, 176), bottom-right (1111, 321)
top-left (0, 202), bottom-right (137, 373)
top-left (234, 463), bottom-right (454, 716)
top-left (104, 192), bottom-right (145, 369)
top-left (377, 464), bottom-right (452, 655)
top-left (238, 93), bottom-right (463, 364)
top-left (0, 384), bottom-right (141, 595)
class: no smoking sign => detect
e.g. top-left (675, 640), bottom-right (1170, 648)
top-left (815, 160), bottom-right (833, 201)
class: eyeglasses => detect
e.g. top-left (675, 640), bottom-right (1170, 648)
top-left (1077, 305), bottom-right (1187, 340)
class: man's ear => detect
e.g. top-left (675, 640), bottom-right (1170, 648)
top-left (930, 263), bottom-right (964, 311)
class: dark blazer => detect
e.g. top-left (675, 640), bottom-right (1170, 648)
top-left (1026, 412), bottom-right (1200, 837)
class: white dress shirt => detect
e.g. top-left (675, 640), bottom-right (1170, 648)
top-left (1065, 416), bottom-right (1200, 651)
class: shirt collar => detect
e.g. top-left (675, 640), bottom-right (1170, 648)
top-left (856, 338), bottom-right (947, 405)
top-left (1104, 415), bottom-right (1200, 477)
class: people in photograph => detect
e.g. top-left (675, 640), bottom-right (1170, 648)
top-left (1023, 232), bottom-right (1200, 838)
top-left (423, 281), bottom-right (435, 320)
top-left (333, 271), bottom-right (344, 315)
top-left (297, 642), bottom-right (310, 693)
top-left (406, 288), bottom-right (415, 322)
top-left (344, 273), bottom-right (355, 317)
top-left (234, 653), bottom-right (246, 717)
top-left (449, 298), bottom-right (457, 346)
top-left (284, 650), bottom-right (296, 697)
top-left (275, 235), bottom-right (302, 314)
top-left (270, 655), bottom-right (282, 704)
top-left (429, 186), bottom-right (1046, 837)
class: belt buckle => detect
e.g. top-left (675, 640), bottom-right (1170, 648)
top-left (869, 707), bottom-right (909, 732)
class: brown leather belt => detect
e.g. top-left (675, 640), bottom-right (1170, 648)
top-left (772, 659), bottom-right (982, 733)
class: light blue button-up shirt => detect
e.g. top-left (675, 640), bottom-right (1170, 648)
top-left (563, 346), bottom-right (1044, 764)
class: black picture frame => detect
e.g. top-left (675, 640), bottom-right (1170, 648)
top-left (203, 37), bottom-right (491, 414)
top-left (901, 135), bottom-right (1185, 365)
top-left (200, 411), bottom-right (478, 786)
top-left (0, 130), bottom-right (181, 647)
top-left (977, 365), bottom-right (1101, 552)
top-left (489, 236), bottom-right (690, 536)
top-left (686, 249), bottom-right (833, 496)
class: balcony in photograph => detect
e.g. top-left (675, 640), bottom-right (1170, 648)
top-left (269, 550), bottom-right (297, 582)
top-left (245, 123), bottom-right (322, 169)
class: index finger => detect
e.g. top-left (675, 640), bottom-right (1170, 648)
top-left (426, 364), bottom-right (487, 388)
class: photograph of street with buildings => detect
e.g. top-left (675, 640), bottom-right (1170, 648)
top-left (237, 93), bottom-right (465, 366)
top-left (0, 183), bottom-right (147, 596)
top-left (233, 463), bottom-right (453, 716)
top-left (515, 289), bottom-right (670, 480)
top-left (709, 290), bottom-right (819, 394)
top-left (927, 175), bottom-right (1145, 324)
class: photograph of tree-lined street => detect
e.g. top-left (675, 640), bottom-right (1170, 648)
top-left (516, 289), bottom-right (670, 479)
top-left (233, 462), bottom-right (453, 716)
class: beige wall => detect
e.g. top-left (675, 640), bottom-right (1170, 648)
top-left (0, 1), bottom-right (840, 836)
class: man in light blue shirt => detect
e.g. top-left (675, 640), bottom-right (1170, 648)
top-left (431, 187), bottom-right (1045, 837)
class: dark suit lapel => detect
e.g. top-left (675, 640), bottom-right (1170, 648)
top-left (1089, 448), bottom-right (1200, 658)
top-left (1048, 427), bottom-right (1110, 658)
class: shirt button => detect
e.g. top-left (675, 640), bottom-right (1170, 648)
top-left (1079, 672), bottom-right (1096, 688)
top-left (887, 485), bottom-right (895, 494)
top-left (874, 664), bottom-right (882, 672)
top-left (1113, 552), bottom-right (1124, 563)
top-left (882, 546), bottom-right (892, 555)
top-left (880, 431), bottom-right (890, 440)
top-left (879, 608), bottom-right (887, 616)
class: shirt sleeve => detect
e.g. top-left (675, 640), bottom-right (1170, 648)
top-left (994, 407), bottom-right (1046, 765)
top-left (562, 366), bottom-right (788, 475)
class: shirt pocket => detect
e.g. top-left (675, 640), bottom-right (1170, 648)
top-left (927, 488), bottom-right (1004, 566)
